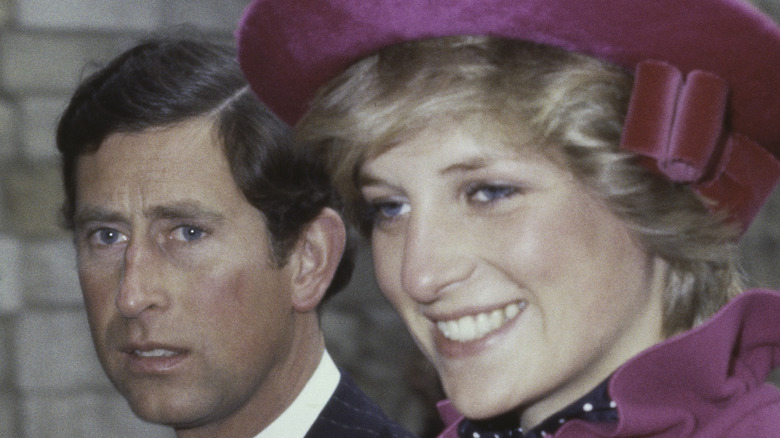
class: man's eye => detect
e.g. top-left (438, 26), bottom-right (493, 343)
top-left (172, 226), bottom-right (206, 242)
top-left (90, 228), bottom-right (127, 246)
top-left (468, 184), bottom-right (518, 203)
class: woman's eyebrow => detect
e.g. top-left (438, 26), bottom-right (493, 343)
top-left (439, 157), bottom-right (492, 175)
top-left (357, 172), bottom-right (385, 188)
top-left (359, 156), bottom-right (496, 185)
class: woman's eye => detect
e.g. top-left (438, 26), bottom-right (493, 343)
top-left (468, 184), bottom-right (518, 203)
top-left (172, 226), bottom-right (206, 242)
top-left (90, 228), bottom-right (127, 246)
top-left (366, 200), bottom-right (411, 224)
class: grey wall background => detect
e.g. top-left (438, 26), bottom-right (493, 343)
top-left (0, 1), bottom-right (778, 437)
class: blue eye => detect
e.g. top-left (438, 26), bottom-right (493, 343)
top-left (366, 200), bottom-right (411, 225)
top-left (468, 184), bottom-right (518, 203)
top-left (173, 226), bottom-right (205, 242)
top-left (91, 228), bottom-right (127, 246)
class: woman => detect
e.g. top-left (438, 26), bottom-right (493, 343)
top-left (237, 0), bottom-right (780, 436)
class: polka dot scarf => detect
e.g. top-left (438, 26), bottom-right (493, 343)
top-left (456, 378), bottom-right (617, 438)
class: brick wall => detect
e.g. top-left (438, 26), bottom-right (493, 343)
top-left (0, 1), bottom-right (431, 436)
top-left (0, 1), bottom-right (778, 437)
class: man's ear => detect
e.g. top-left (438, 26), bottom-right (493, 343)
top-left (289, 207), bottom-right (347, 313)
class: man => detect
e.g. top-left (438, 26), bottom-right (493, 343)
top-left (56, 38), bottom-right (416, 438)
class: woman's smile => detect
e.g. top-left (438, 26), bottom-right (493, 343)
top-left (435, 301), bottom-right (525, 343)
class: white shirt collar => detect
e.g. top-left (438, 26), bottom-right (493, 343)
top-left (254, 349), bottom-right (340, 438)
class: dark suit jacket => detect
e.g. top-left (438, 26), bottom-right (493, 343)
top-left (304, 370), bottom-right (418, 437)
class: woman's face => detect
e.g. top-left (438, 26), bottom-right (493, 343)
top-left (359, 124), bottom-right (667, 427)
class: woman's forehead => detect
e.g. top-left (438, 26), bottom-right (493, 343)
top-left (362, 121), bottom-right (559, 177)
top-left (363, 114), bottom-right (545, 164)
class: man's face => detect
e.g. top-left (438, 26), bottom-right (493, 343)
top-left (73, 119), bottom-right (301, 432)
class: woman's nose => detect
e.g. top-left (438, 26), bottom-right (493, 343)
top-left (400, 209), bottom-right (474, 303)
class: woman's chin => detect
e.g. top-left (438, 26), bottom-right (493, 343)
top-left (444, 382), bottom-right (521, 421)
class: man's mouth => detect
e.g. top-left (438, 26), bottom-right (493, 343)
top-left (133, 349), bottom-right (179, 358)
top-left (436, 302), bottom-right (525, 342)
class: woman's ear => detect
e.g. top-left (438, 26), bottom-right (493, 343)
top-left (289, 207), bottom-right (347, 312)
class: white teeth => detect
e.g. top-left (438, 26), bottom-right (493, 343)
top-left (134, 349), bottom-right (177, 358)
top-left (436, 302), bottom-right (524, 342)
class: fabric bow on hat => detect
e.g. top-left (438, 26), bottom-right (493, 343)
top-left (622, 60), bottom-right (780, 231)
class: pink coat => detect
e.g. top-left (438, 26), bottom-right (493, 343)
top-left (437, 289), bottom-right (780, 437)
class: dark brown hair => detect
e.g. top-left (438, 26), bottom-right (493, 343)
top-left (57, 38), bottom-right (354, 300)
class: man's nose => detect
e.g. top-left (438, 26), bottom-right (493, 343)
top-left (116, 239), bottom-right (169, 318)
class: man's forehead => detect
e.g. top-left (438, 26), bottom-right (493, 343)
top-left (72, 120), bottom-right (247, 222)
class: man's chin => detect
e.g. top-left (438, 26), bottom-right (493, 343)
top-left (120, 387), bottom-right (208, 428)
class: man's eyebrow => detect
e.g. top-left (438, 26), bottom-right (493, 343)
top-left (72, 202), bottom-right (226, 227)
top-left (72, 206), bottom-right (127, 229)
top-left (144, 202), bottom-right (226, 222)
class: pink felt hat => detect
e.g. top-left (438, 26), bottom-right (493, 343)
top-left (236, 0), bottom-right (780, 230)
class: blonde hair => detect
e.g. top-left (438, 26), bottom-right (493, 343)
top-left (295, 35), bottom-right (742, 336)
